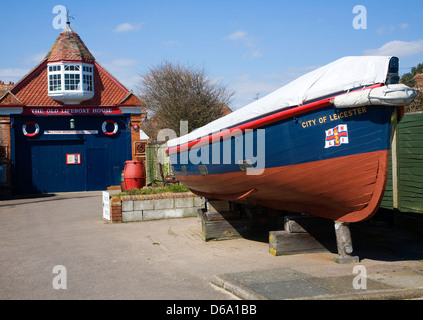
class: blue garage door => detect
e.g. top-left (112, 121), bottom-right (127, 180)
top-left (12, 115), bottom-right (131, 194)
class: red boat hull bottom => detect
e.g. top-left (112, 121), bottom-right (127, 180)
top-left (176, 150), bottom-right (389, 223)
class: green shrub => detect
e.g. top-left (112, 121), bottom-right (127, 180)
top-left (117, 184), bottom-right (190, 197)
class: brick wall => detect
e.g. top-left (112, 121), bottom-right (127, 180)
top-left (0, 81), bottom-right (14, 97)
top-left (110, 197), bottom-right (122, 222)
top-left (106, 192), bottom-right (205, 223)
top-left (130, 110), bottom-right (148, 161)
top-left (415, 73), bottom-right (423, 89)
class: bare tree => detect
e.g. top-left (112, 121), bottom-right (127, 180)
top-left (404, 90), bottom-right (423, 113)
top-left (400, 63), bottom-right (423, 113)
top-left (139, 61), bottom-right (234, 138)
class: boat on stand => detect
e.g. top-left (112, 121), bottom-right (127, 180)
top-left (166, 56), bottom-right (416, 224)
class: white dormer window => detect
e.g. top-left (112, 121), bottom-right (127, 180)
top-left (82, 66), bottom-right (93, 91)
top-left (48, 62), bottom-right (94, 104)
top-left (48, 65), bottom-right (62, 91)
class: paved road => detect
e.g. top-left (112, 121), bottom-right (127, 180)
top-left (1, 191), bottom-right (423, 300)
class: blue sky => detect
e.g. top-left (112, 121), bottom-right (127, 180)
top-left (1, 0), bottom-right (423, 109)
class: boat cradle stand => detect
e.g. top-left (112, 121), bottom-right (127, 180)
top-left (333, 221), bottom-right (360, 264)
top-left (199, 200), bottom-right (360, 263)
top-left (269, 216), bottom-right (360, 264)
top-left (199, 199), bottom-right (283, 242)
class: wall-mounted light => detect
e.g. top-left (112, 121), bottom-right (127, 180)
top-left (133, 124), bottom-right (139, 132)
top-left (70, 118), bottom-right (75, 129)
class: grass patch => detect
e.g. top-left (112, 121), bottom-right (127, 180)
top-left (115, 183), bottom-right (190, 198)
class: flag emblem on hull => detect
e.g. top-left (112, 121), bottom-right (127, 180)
top-left (325, 124), bottom-right (349, 148)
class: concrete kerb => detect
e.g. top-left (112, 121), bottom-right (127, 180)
top-left (211, 268), bottom-right (423, 300)
top-left (211, 273), bottom-right (423, 300)
top-left (211, 275), bottom-right (269, 300)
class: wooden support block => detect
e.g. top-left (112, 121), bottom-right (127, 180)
top-left (206, 200), bottom-right (232, 214)
top-left (200, 200), bottom-right (244, 241)
top-left (202, 209), bottom-right (241, 222)
top-left (200, 209), bottom-right (242, 241)
top-left (200, 200), bottom-right (285, 242)
top-left (269, 230), bottom-right (328, 256)
top-left (199, 208), bottom-right (279, 242)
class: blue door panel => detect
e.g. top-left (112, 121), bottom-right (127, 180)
top-left (12, 115), bottom-right (131, 194)
top-left (87, 149), bottom-right (107, 191)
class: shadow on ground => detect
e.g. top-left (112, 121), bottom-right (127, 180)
top-left (229, 207), bottom-right (423, 263)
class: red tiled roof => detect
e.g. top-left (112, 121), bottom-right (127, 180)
top-left (46, 26), bottom-right (95, 63)
top-left (4, 60), bottom-right (141, 106)
top-left (119, 91), bottom-right (145, 106)
top-left (0, 91), bottom-right (23, 105)
top-left (0, 26), bottom-right (142, 107)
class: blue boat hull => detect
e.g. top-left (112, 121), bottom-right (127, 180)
top-left (169, 103), bottom-right (397, 222)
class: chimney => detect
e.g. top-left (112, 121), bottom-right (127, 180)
top-left (414, 73), bottom-right (423, 89)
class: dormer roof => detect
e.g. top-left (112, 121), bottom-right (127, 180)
top-left (45, 23), bottom-right (95, 63)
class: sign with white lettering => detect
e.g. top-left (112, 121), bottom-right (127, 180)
top-left (22, 107), bottom-right (122, 115)
top-left (45, 130), bottom-right (98, 135)
top-left (102, 191), bottom-right (110, 221)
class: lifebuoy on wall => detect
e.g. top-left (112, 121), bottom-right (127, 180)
top-left (22, 121), bottom-right (40, 137)
top-left (102, 120), bottom-right (118, 136)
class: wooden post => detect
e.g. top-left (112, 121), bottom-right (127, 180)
top-left (333, 221), bottom-right (359, 264)
top-left (392, 125), bottom-right (399, 210)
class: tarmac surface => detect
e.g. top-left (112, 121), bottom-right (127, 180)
top-left (1, 191), bottom-right (423, 301)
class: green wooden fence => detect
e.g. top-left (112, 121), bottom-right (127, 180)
top-left (146, 143), bottom-right (173, 185)
top-left (381, 112), bottom-right (423, 214)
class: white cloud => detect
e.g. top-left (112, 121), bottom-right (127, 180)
top-left (113, 22), bottom-right (143, 33)
top-left (115, 74), bottom-right (140, 91)
top-left (251, 50), bottom-right (263, 58)
top-left (225, 30), bottom-right (256, 48)
top-left (399, 23), bottom-right (409, 30)
top-left (377, 23), bottom-right (410, 34)
top-left (26, 52), bottom-right (47, 64)
top-left (0, 68), bottom-right (29, 79)
top-left (225, 30), bottom-right (262, 59)
top-left (363, 40), bottom-right (423, 57)
top-left (103, 59), bottom-right (140, 91)
top-left (226, 30), bottom-right (248, 41)
top-left (229, 74), bottom-right (282, 110)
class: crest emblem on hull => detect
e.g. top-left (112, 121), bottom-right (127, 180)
top-left (325, 124), bottom-right (349, 148)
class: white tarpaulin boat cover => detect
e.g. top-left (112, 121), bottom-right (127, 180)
top-left (167, 56), bottom-right (393, 148)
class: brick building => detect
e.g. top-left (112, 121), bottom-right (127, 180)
top-left (0, 21), bottom-right (147, 196)
top-left (415, 73), bottom-right (423, 89)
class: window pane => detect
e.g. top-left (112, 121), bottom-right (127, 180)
top-left (48, 73), bottom-right (61, 91)
top-left (83, 74), bottom-right (93, 91)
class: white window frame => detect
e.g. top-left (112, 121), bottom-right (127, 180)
top-left (48, 64), bottom-right (62, 92)
top-left (47, 62), bottom-right (94, 94)
top-left (82, 65), bottom-right (93, 92)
